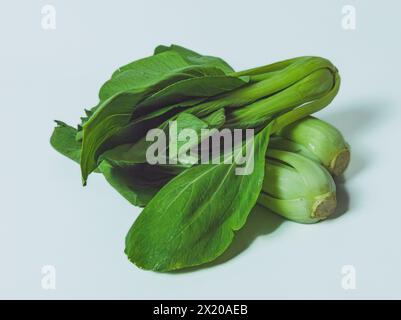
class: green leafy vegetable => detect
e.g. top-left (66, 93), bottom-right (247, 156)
top-left (50, 44), bottom-right (348, 272)
top-left (99, 110), bottom-right (224, 167)
top-left (124, 124), bottom-right (272, 271)
top-left (81, 67), bottom-right (247, 185)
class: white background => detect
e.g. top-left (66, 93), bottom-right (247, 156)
top-left (1, 0), bottom-right (400, 299)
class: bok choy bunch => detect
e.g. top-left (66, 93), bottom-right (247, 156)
top-left (50, 45), bottom-right (348, 272)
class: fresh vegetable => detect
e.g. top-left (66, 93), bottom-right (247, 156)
top-left (50, 45), bottom-right (347, 272)
top-left (271, 116), bottom-right (350, 176)
top-left (125, 124), bottom-right (272, 271)
top-left (79, 49), bottom-right (249, 185)
top-left (51, 117), bottom-right (346, 222)
top-left (259, 149), bottom-right (336, 224)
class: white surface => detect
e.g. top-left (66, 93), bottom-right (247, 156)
top-left (1, 0), bottom-right (400, 299)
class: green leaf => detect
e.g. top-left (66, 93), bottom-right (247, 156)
top-left (50, 121), bottom-right (174, 206)
top-left (201, 108), bottom-right (226, 128)
top-left (99, 161), bottom-right (178, 207)
top-left (100, 111), bottom-right (223, 166)
top-left (78, 67), bottom-right (222, 142)
top-left (50, 121), bottom-right (81, 163)
top-left (129, 97), bottom-right (207, 125)
top-left (81, 50), bottom-right (233, 184)
top-left (80, 71), bottom-right (203, 184)
top-left (154, 44), bottom-right (234, 74)
top-left (133, 73), bottom-right (247, 118)
top-left (107, 44), bottom-right (236, 100)
top-left (110, 49), bottom-right (190, 81)
top-left (81, 68), bottom-right (245, 184)
top-left (77, 50), bottom-right (198, 140)
top-left (101, 65), bottom-right (218, 102)
top-left (124, 123), bottom-right (272, 271)
top-left (129, 72), bottom-right (246, 125)
top-left (99, 109), bottom-right (227, 206)
top-left (80, 92), bottom-right (144, 184)
top-left (76, 105), bottom-right (100, 141)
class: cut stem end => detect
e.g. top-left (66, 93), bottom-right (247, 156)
top-left (312, 193), bottom-right (337, 219)
top-left (330, 148), bottom-right (350, 176)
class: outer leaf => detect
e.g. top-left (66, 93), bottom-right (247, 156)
top-left (124, 124), bottom-right (272, 271)
top-left (78, 64), bottom-right (220, 141)
top-left (101, 65), bottom-right (222, 102)
top-left (100, 110), bottom-right (226, 206)
top-left (129, 73), bottom-right (246, 125)
top-left (81, 70), bottom-right (245, 184)
top-left (76, 104), bottom-right (100, 141)
top-left (50, 121), bottom-right (81, 163)
top-left (81, 68), bottom-right (209, 184)
top-left (110, 49), bottom-right (190, 80)
top-left (100, 112), bottom-right (222, 166)
top-left (133, 74), bottom-right (247, 118)
top-left (129, 97), bottom-right (207, 125)
top-left (154, 44), bottom-right (234, 74)
top-left (50, 121), bottom-right (170, 206)
top-left (80, 91), bottom-right (146, 184)
top-left (99, 162), bottom-right (177, 207)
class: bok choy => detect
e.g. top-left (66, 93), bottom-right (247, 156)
top-left (259, 149), bottom-right (336, 224)
top-left (50, 45), bottom-right (349, 272)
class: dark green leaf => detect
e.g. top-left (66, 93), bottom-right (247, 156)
top-left (124, 124), bottom-right (272, 271)
top-left (133, 73), bottom-right (247, 118)
top-left (154, 44), bottom-right (234, 74)
top-left (101, 65), bottom-right (220, 102)
top-left (100, 112), bottom-right (222, 166)
top-left (50, 121), bottom-right (172, 206)
top-left (99, 161), bottom-right (178, 207)
top-left (50, 121), bottom-right (81, 163)
top-left (110, 49), bottom-right (190, 80)
top-left (81, 68), bottom-right (244, 184)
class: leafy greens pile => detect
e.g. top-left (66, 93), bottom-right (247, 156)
top-left (51, 45), bottom-right (346, 272)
